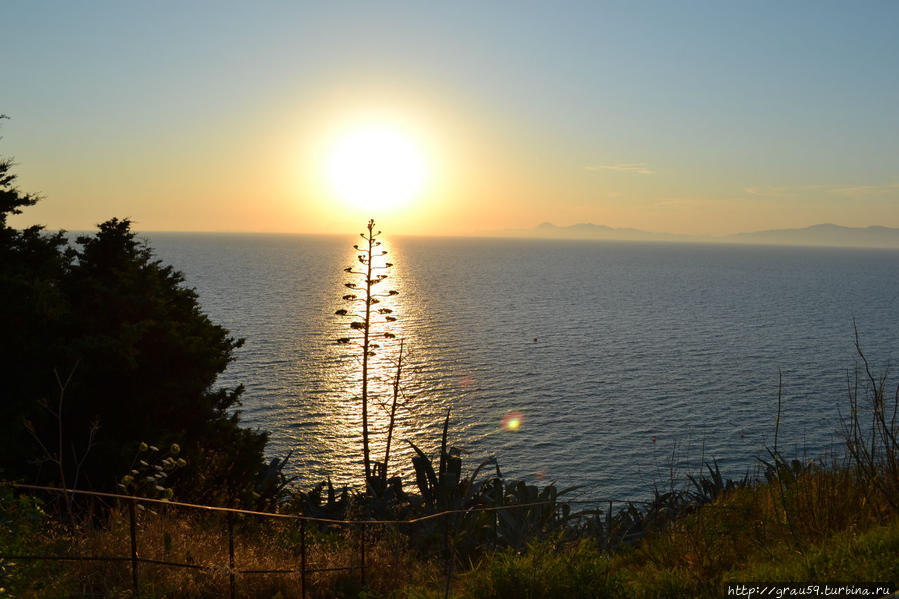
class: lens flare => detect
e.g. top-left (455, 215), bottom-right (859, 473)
top-left (457, 373), bottom-right (475, 390)
top-left (501, 411), bottom-right (523, 431)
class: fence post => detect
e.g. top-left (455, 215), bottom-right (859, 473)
top-left (443, 512), bottom-right (451, 599)
top-left (228, 512), bottom-right (236, 599)
top-left (359, 522), bottom-right (366, 588)
top-left (606, 500), bottom-right (613, 551)
top-left (492, 505), bottom-right (497, 551)
top-left (129, 498), bottom-right (139, 596)
top-left (300, 518), bottom-right (307, 599)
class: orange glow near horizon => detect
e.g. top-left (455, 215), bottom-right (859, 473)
top-left (4, 5), bottom-right (899, 237)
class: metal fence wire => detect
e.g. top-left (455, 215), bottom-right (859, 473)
top-left (1, 483), bottom-right (626, 598)
top-left (3, 482), bottom-right (754, 597)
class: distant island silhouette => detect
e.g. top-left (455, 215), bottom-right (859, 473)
top-left (492, 222), bottom-right (899, 249)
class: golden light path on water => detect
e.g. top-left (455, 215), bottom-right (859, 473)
top-left (305, 234), bottom-right (480, 487)
top-left (147, 232), bottom-right (536, 492)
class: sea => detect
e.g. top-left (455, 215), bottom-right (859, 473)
top-left (146, 233), bottom-right (899, 502)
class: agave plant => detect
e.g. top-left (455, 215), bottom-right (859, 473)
top-left (252, 451), bottom-right (296, 510)
top-left (687, 459), bottom-right (751, 505)
top-left (492, 478), bottom-right (581, 549)
top-left (291, 477), bottom-right (351, 521)
top-left (404, 409), bottom-right (500, 512)
top-left (334, 219), bottom-right (399, 484)
top-left (400, 410), bottom-right (585, 559)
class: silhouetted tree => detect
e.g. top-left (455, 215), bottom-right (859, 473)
top-left (1, 117), bottom-right (73, 487)
top-left (0, 124), bottom-right (270, 507)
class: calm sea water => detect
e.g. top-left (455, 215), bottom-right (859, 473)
top-left (147, 234), bottom-right (899, 501)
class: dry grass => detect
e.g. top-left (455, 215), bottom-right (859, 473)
top-left (14, 505), bottom-right (438, 598)
top-left (6, 455), bottom-right (897, 598)
top-left (613, 460), bottom-right (891, 591)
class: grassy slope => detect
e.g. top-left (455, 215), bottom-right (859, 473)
top-left (3, 469), bottom-right (899, 598)
top-left (411, 468), bottom-right (899, 599)
top-left (423, 517), bottom-right (899, 599)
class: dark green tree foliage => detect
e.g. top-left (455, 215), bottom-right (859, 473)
top-left (0, 129), bottom-right (71, 484)
top-left (1, 129), bottom-right (269, 507)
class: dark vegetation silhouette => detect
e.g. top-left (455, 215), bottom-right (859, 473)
top-left (0, 119), bottom-right (275, 508)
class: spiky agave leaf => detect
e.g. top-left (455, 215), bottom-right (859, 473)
top-left (406, 439), bottom-right (438, 503)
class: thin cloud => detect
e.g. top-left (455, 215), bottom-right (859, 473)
top-left (743, 185), bottom-right (827, 198)
top-left (586, 163), bottom-right (654, 175)
top-left (744, 183), bottom-right (899, 199)
top-left (826, 183), bottom-right (899, 198)
top-left (648, 197), bottom-right (706, 210)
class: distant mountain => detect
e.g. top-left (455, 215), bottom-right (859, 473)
top-left (501, 222), bottom-right (696, 242)
top-left (492, 222), bottom-right (899, 249)
top-left (726, 224), bottom-right (899, 248)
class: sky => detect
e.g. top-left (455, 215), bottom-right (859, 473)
top-left (2, 1), bottom-right (898, 237)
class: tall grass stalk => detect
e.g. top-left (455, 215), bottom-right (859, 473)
top-left (842, 322), bottom-right (899, 512)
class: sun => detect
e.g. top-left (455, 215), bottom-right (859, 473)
top-left (326, 123), bottom-right (428, 213)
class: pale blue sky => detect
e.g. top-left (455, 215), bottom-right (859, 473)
top-left (2, 1), bottom-right (898, 235)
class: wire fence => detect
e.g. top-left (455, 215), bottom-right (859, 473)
top-left (2, 483), bottom-right (651, 598)
top-left (1, 481), bottom-right (790, 598)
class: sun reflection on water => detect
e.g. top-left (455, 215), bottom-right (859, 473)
top-left (311, 233), bottom-right (460, 487)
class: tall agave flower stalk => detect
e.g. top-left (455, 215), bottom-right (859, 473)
top-left (335, 219), bottom-right (399, 484)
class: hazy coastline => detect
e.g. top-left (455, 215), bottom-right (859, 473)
top-left (490, 222), bottom-right (899, 249)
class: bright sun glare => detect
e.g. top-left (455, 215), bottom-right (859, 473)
top-left (327, 124), bottom-right (427, 213)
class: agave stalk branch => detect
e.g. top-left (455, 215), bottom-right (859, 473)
top-left (382, 338), bottom-right (404, 482)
